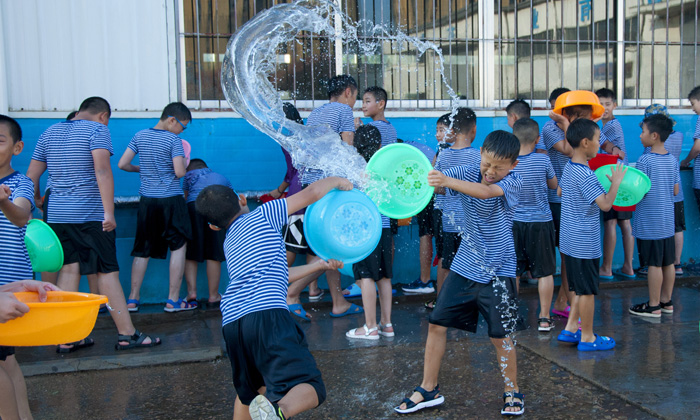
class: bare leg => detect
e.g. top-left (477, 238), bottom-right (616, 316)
top-left (277, 383), bottom-right (320, 418)
top-left (184, 259), bottom-right (198, 301)
top-left (39, 271), bottom-right (58, 285)
top-left (166, 245), bottom-right (187, 308)
top-left (538, 275), bottom-right (554, 319)
top-left (326, 268), bottom-right (353, 315)
top-left (674, 231), bottom-right (683, 268)
top-left (206, 260), bottom-right (222, 302)
top-left (233, 386), bottom-right (267, 420)
top-left (0, 362), bottom-right (20, 420)
top-left (87, 274), bottom-right (99, 294)
top-left (515, 276), bottom-right (520, 295)
top-left (98, 271), bottom-right (158, 346)
top-left (128, 256), bottom-right (150, 308)
top-left (564, 294), bottom-right (581, 333)
top-left (618, 220), bottom-right (635, 275)
top-left (348, 278), bottom-right (377, 335)
top-left (645, 266), bottom-right (665, 311)
top-left (419, 235), bottom-right (433, 282)
top-left (492, 337), bottom-right (521, 413)
top-left (55, 263), bottom-right (87, 350)
top-left (554, 252), bottom-right (573, 312)
top-left (398, 323), bottom-right (447, 410)
top-left (576, 295), bottom-right (596, 343)
top-left (377, 277), bottom-right (393, 328)
top-left (600, 219), bottom-right (616, 277)
top-left (660, 264), bottom-right (676, 306)
top-left (0, 356), bottom-right (31, 420)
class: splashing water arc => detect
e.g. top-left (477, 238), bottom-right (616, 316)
top-left (220, 0), bottom-right (368, 186)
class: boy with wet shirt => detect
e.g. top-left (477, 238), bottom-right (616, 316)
top-left (396, 131), bottom-right (526, 417)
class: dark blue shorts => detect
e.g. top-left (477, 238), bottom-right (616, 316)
top-left (222, 309), bottom-right (326, 406)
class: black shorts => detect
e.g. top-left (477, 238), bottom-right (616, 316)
top-left (563, 254), bottom-right (600, 296)
top-left (353, 229), bottom-right (393, 281)
top-left (441, 231), bottom-right (461, 270)
top-left (186, 201), bottom-right (225, 263)
top-left (132, 196), bottom-right (192, 259)
top-left (222, 309), bottom-right (326, 406)
top-left (549, 202), bottom-right (561, 247)
top-left (390, 218), bottom-right (399, 235)
top-left (432, 208), bottom-right (444, 258)
top-left (513, 220), bottom-right (556, 278)
top-left (416, 196), bottom-right (435, 237)
top-left (0, 346), bottom-right (15, 361)
top-left (674, 201), bottom-right (685, 233)
top-left (695, 189), bottom-right (700, 212)
top-left (50, 222), bottom-right (119, 275)
top-left (602, 208), bottom-right (633, 221)
top-left (282, 214), bottom-right (309, 255)
top-left (637, 237), bottom-right (675, 268)
top-left (42, 188), bottom-right (50, 223)
top-left (429, 272), bottom-right (525, 339)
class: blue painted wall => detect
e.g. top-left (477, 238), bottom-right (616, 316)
top-left (11, 114), bottom-right (700, 303)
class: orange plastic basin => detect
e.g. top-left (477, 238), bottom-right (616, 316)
top-left (0, 291), bottom-right (108, 346)
top-left (552, 90), bottom-right (605, 119)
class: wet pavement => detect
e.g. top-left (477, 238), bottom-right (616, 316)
top-left (17, 275), bottom-right (700, 419)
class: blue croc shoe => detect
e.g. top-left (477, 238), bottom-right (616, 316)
top-left (557, 329), bottom-right (581, 343)
top-left (577, 334), bottom-right (616, 351)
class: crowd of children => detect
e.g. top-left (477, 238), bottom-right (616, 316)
top-left (1, 81), bottom-right (699, 419)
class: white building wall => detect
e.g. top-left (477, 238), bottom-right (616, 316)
top-left (0, 0), bottom-right (177, 113)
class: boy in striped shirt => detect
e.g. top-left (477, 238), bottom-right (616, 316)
top-left (629, 115), bottom-right (679, 317)
top-left (680, 86), bottom-right (700, 220)
top-left (195, 177), bottom-right (350, 420)
top-left (556, 119), bottom-right (625, 351)
top-left (396, 131), bottom-right (526, 416)
top-left (511, 118), bottom-right (558, 332)
top-left (118, 102), bottom-right (193, 313)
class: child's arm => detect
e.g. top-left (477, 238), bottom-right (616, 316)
top-left (594, 163), bottom-right (627, 212)
top-left (173, 156), bottom-right (186, 178)
top-left (547, 175), bottom-right (558, 190)
top-left (117, 149), bottom-right (139, 172)
top-left (92, 149), bottom-right (117, 232)
top-left (286, 176), bottom-right (353, 215)
top-left (547, 112), bottom-right (574, 157)
top-left (269, 181), bottom-right (290, 199)
top-left (428, 169), bottom-right (504, 199)
top-left (0, 280), bottom-right (60, 323)
top-left (26, 160), bottom-right (47, 206)
top-left (289, 259), bottom-right (343, 283)
top-left (674, 183), bottom-right (679, 196)
top-left (680, 138), bottom-right (700, 167)
top-left (0, 185), bottom-right (31, 227)
top-left (341, 131), bottom-right (354, 147)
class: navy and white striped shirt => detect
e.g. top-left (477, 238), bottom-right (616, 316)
top-left (0, 172), bottom-right (35, 285)
top-left (221, 199), bottom-right (289, 326)
top-left (541, 120), bottom-right (569, 204)
top-left (633, 153), bottom-right (679, 240)
top-left (535, 137), bottom-right (546, 150)
top-left (444, 165), bottom-right (522, 284)
top-left (435, 147), bottom-right (481, 232)
top-left (301, 102), bottom-right (355, 185)
top-left (31, 120), bottom-right (113, 223)
top-left (693, 117), bottom-right (700, 189)
top-left (369, 120), bottom-right (398, 148)
top-left (601, 118), bottom-right (627, 165)
top-left (182, 168), bottom-right (233, 203)
top-left (127, 129), bottom-right (185, 198)
top-left (559, 162), bottom-right (606, 259)
top-left (512, 152), bottom-right (556, 223)
top-left (644, 131), bottom-right (684, 202)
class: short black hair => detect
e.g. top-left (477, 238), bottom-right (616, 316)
top-left (562, 105), bottom-right (593, 121)
top-left (451, 107), bottom-right (477, 134)
top-left (195, 185), bottom-right (241, 229)
top-left (642, 114), bottom-right (673, 142)
top-left (66, 111), bottom-right (77, 121)
top-left (160, 102), bottom-right (192, 122)
top-left (688, 86), bottom-right (700, 102)
top-left (354, 125), bottom-right (382, 162)
top-left (0, 115), bottom-right (22, 143)
top-left (595, 88), bottom-right (615, 101)
top-left (512, 118), bottom-right (540, 145)
top-left (566, 118), bottom-right (600, 149)
top-left (505, 99), bottom-right (531, 119)
top-left (436, 113), bottom-right (451, 127)
top-left (327, 75), bottom-right (358, 99)
top-left (549, 87), bottom-right (570, 103)
top-left (187, 158), bottom-right (208, 171)
top-left (78, 97), bottom-right (111, 117)
top-left (363, 86), bottom-right (388, 103)
top-left (283, 102), bottom-right (304, 124)
top-left (482, 130), bottom-right (520, 163)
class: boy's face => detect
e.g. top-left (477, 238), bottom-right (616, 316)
top-left (436, 123), bottom-right (452, 143)
top-left (0, 124), bottom-right (23, 168)
top-left (549, 99), bottom-right (557, 109)
top-left (479, 150), bottom-right (518, 185)
top-left (565, 108), bottom-right (593, 123)
top-left (690, 98), bottom-right (700, 115)
top-left (581, 131), bottom-right (601, 160)
top-left (343, 87), bottom-right (358, 108)
top-left (506, 112), bottom-right (517, 128)
top-left (599, 97), bottom-right (616, 119)
top-left (362, 92), bottom-right (383, 118)
top-left (639, 123), bottom-right (656, 148)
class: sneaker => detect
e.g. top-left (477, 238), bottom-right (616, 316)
top-left (402, 279), bottom-right (435, 294)
top-left (249, 395), bottom-right (286, 420)
top-left (629, 301), bottom-right (661, 318)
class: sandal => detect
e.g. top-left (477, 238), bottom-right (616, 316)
top-left (379, 323), bottom-right (395, 337)
top-left (186, 298), bottom-right (199, 309)
top-left (394, 385), bottom-right (445, 414)
top-left (537, 318), bottom-right (554, 332)
top-left (346, 324), bottom-right (379, 340)
top-left (126, 299), bottom-right (140, 312)
top-left (115, 330), bottom-right (162, 350)
top-left (424, 299), bottom-right (436, 310)
top-left (288, 303), bottom-right (311, 321)
top-left (56, 338), bottom-right (95, 354)
top-left (660, 300), bottom-right (673, 314)
top-left (164, 298), bottom-right (197, 312)
top-left (501, 391), bottom-right (525, 416)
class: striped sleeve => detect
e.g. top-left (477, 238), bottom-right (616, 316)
top-left (261, 198), bottom-right (288, 230)
top-left (546, 157), bottom-right (555, 179)
top-left (31, 135), bottom-right (48, 162)
top-left (582, 171), bottom-right (606, 204)
top-left (89, 125), bottom-right (113, 154)
top-left (172, 138), bottom-right (185, 158)
top-left (339, 106), bottom-right (355, 133)
top-left (694, 117), bottom-right (700, 139)
top-left (496, 172), bottom-right (521, 209)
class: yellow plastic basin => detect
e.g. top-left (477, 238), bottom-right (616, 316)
top-left (0, 291), bottom-right (108, 346)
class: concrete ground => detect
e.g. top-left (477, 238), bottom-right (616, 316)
top-left (16, 274), bottom-right (700, 419)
